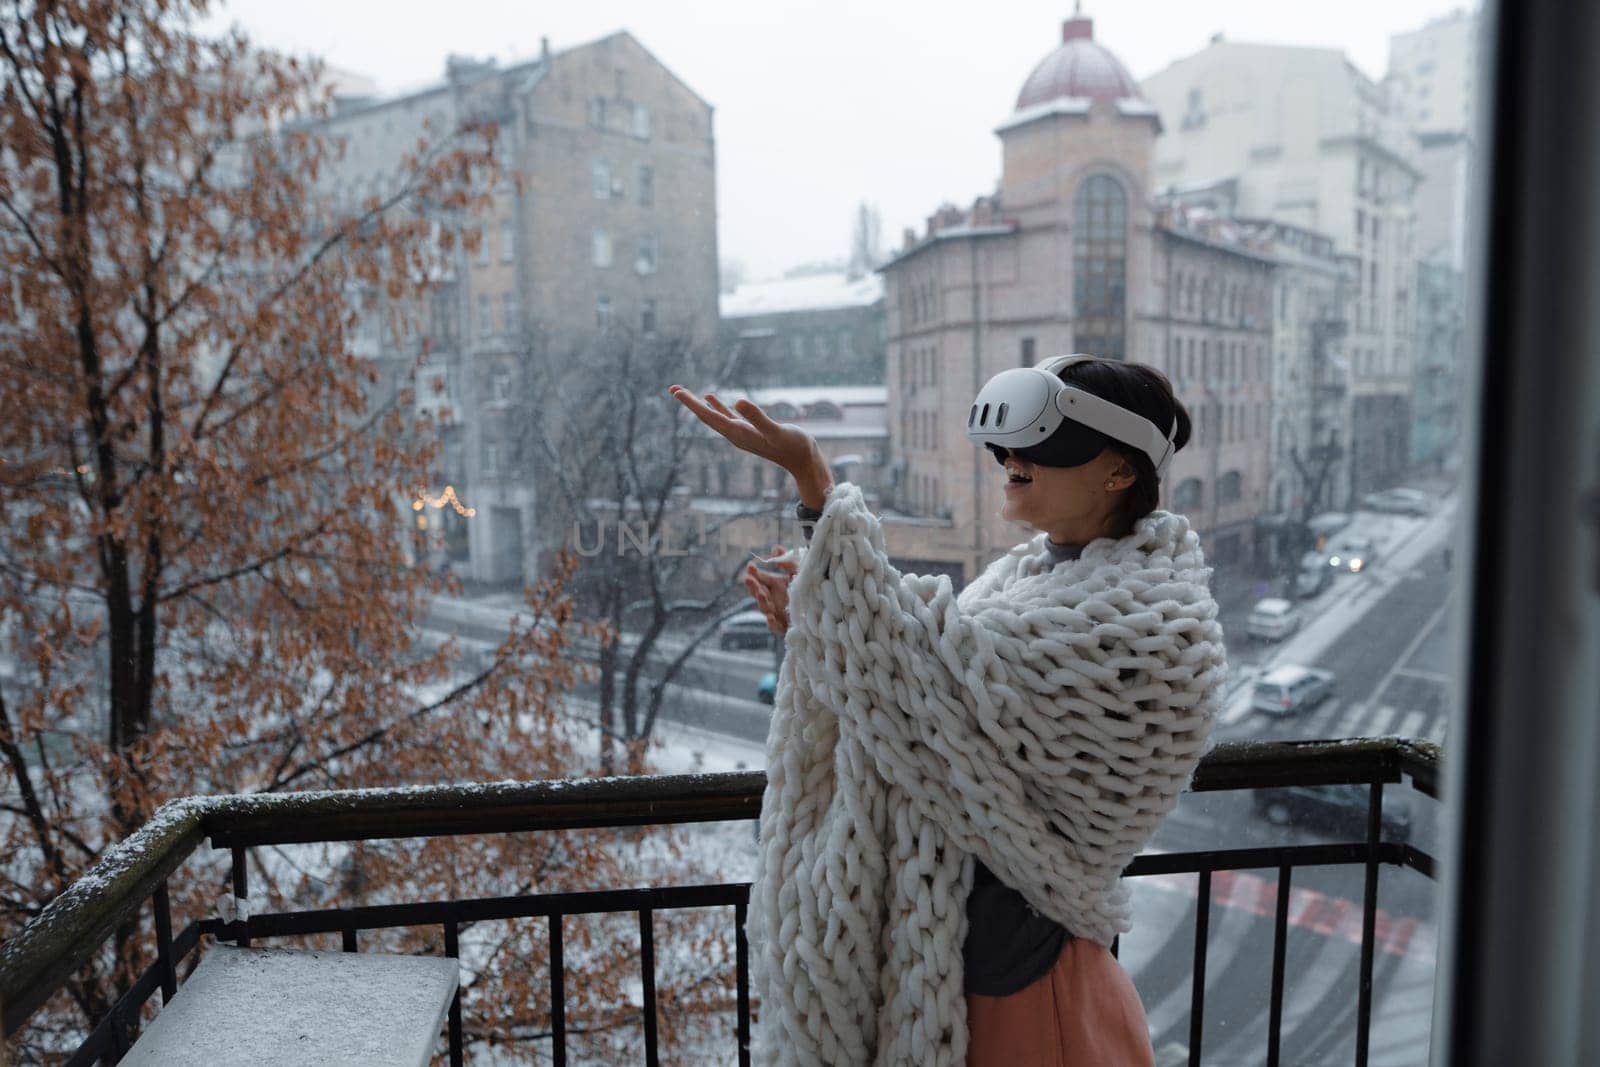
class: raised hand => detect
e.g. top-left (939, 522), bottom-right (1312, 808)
top-left (667, 385), bottom-right (832, 498)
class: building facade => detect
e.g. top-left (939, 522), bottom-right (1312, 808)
top-left (718, 272), bottom-right (886, 387)
top-left (866, 15), bottom-right (1281, 584)
top-left (1388, 11), bottom-right (1474, 470)
top-left (1141, 40), bottom-right (1421, 498)
top-left (310, 32), bottom-right (719, 585)
top-left (1411, 259), bottom-right (1464, 470)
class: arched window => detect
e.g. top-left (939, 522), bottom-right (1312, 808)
top-left (1174, 478), bottom-right (1204, 512)
top-left (805, 400), bottom-right (843, 420)
top-left (1219, 470), bottom-right (1244, 505)
top-left (1072, 174), bottom-right (1127, 360)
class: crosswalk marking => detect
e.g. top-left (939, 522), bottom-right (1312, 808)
top-left (1365, 703), bottom-right (1400, 736)
top-left (1303, 698), bottom-right (1345, 735)
top-left (1224, 700), bottom-right (1449, 748)
top-left (1396, 709), bottom-right (1428, 739)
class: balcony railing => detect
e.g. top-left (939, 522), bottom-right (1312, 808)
top-left (0, 737), bottom-right (1439, 1066)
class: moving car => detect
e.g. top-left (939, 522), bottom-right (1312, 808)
top-left (1307, 512), bottom-right (1352, 541)
top-left (1246, 598), bottom-right (1301, 641)
top-left (1253, 782), bottom-right (1414, 843)
top-left (719, 609), bottom-right (777, 651)
top-left (1328, 536), bottom-right (1377, 573)
top-left (1251, 665), bottom-right (1336, 716)
top-left (1360, 487), bottom-right (1432, 516)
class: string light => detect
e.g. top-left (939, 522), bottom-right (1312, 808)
top-left (412, 484), bottom-right (477, 517)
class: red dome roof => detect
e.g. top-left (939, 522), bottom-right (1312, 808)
top-left (1015, 16), bottom-right (1143, 111)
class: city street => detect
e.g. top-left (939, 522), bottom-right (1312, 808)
top-left (1216, 498), bottom-right (1459, 753)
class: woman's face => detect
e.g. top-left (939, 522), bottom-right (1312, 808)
top-left (998, 446), bottom-right (1135, 538)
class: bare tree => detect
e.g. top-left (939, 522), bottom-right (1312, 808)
top-left (848, 200), bottom-right (883, 279)
top-left (519, 322), bottom-right (774, 773)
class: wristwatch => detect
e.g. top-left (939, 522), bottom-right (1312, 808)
top-left (795, 499), bottom-right (823, 541)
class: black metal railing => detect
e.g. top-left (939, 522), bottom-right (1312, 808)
top-left (0, 736), bottom-right (1439, 1066)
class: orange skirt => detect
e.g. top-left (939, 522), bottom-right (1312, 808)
top-left (965, 939), bottom-right (1155, 1067)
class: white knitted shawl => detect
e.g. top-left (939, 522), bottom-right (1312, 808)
top-left (745, 480), bottom-right (1228, 1067)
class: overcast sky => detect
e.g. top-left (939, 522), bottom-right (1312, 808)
top-left (208, 1), bottom-right (1477, 281)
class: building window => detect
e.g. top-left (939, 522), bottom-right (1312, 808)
top-left (596, 295), bottom-right (611, 330)
top-left (500, 292), bottom-right (517, 335)
top-left (1021, 337), bottom-right (1036, 368)
top-left (633, 103), bottom-right (652, 139)
top-left (491, 365), bottom-right (512, 402)
top-left (477, 294), bottom-right (491, 338)
top-left (592, 158), bottom-right (611, 199)
top-left (592, 228), bottom-right (612, 268)
top-left (1218, 470), bottom-right (1244, 505)
top-left (636, 234), bottom-right (658, 275)
top-left (1174, 478), bottom-right (1204, 511)
top-left (1073, 174), bottom-right (1127, 360)
top-left (641, 298), bottom-right (657, 336)
top-left (588, 97), bottom-right (606, 130)
top-left (499, 220), bottom-right (515, 262)
top-left (483, 442), bottom-right (501, 472)
top-left (638, 164), bottom-right (654, 206)
top-left (475, 225), bottom-right (490, 267)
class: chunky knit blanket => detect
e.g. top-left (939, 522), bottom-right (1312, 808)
top-left (745, 480), bottom-right (1227, 1067)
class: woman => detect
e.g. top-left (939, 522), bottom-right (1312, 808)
top-left (668, 355), bottom-right (1227, 1067)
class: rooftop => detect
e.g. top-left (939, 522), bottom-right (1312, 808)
top-left (1015, 15), bottom-right (1145, 111)
top-left (719, 272), bottom-right (884, 318)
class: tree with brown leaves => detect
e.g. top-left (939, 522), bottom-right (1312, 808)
top-left (0, 2), bottom-right (739, 1061)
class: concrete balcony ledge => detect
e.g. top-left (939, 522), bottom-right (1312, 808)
top-left (120, 945), bottom-right (458, 1067)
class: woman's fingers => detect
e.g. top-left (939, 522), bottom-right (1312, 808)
top-left (670, 388), bottom-right (788, 467)
top-left (669, 386), bottom-right (746, 435)
top-left (734, 397), bottom-right (781, 432)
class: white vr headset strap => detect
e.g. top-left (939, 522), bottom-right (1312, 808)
top-left (1032, 356), bottom-right (1176, 476)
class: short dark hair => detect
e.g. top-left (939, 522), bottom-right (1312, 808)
top-left (1053, 357), bottom-right (1192, 535)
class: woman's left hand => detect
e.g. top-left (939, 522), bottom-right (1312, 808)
top-left (667, 385), bottom-right (830, 489)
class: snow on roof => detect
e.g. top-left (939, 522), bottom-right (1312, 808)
top-left (1260, 664), bottom-right (1319, 686)
top-left (720, 272), bottom-right (884, 318)
top-left (714, 385), bottom-right (885, 407)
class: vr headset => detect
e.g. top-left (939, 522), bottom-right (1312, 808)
top-left (965, 353), bottom-right (1177, 477)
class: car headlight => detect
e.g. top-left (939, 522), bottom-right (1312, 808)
top-left (1350, 558), bottom-right (1364, 572)
top-left (1329, 556), bottom-right (1342, 567)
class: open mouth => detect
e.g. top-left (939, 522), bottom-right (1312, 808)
top-left (1005, 472), bottom-right (1032, 490)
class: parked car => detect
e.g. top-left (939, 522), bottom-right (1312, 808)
top-left (1253, 782), bottom-right (1414, 843)
top-left (1294, 561), bottom-right (1333, 598)
top-left (1361, 487), bottom-right (1432, 516)
top-left (1246, 598), bottom-right (1301, 641)
top-left (1328, 536), bottom-right (1378, 573)
top-left (1251, 665), bottom-right (1336, 715)
top-left (719, 609), bottom-right (777, 651)
top-left (757, 644), bottom-right (787, 703)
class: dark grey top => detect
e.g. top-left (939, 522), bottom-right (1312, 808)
top-left (798, 515), bottom-right (1081, 996)
top-left (963, 533), bottom-right (1081, 996)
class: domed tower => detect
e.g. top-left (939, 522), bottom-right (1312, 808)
top-left (996, 10), bottom-right (1160, 361)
